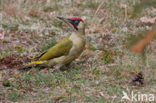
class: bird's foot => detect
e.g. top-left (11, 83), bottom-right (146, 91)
top-left (50, 64), bottom-right (64, 72)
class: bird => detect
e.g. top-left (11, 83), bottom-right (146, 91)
top-left (24, 17), bottom-right (86, 70)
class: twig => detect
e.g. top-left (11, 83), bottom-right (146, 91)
top-left (94, 1), bottom-right (104, 16)
top-left (124, 6), bottom-right (128, 22)
top-left (99, 17), bottom-right (105, 24)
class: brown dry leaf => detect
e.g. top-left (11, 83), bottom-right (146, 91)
top-left (131, 30), bottom-right (156, 53)
top-left (29, 10), bottom-right (40, 17)
top-left (4, 3), bottom-right (25, 17)
top-left (4, 4), bottom-right (17, 17)
top-left (90, 25), bottom-right (103, 33)
top-left (0, 54), bottom-right (25, 70)
top-left (140, 16), bottom-right (156, 24)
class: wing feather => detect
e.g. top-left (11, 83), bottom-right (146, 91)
top-left (39, 36), bottom-right (73, 60)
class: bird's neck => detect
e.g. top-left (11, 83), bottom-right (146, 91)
top-left (71, 31), bottom-right (85, 39)
top-left (79, 29), bottom-right (85, 35)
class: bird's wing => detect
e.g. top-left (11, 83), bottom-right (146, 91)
top-left (39, 36), bottom-right (73, 60)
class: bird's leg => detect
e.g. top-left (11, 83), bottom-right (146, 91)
top-left (59, 63), bottom-right (72, 70)
top-left (50, 64), bottom-right (64, 72)
top-left (55, 64), bottom-right (64, 70)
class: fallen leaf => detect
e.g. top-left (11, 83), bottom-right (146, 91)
top-left (29, 10), bottom-right (40, 17)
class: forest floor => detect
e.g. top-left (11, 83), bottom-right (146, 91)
top-left (0, 0), bottom-right (156, 103)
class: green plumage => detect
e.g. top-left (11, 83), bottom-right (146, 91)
top-left (25, 36), bottom-right (73, 67)
top-left (24, 17), bottom-right (86, 69)
top-left (39, 36), bottom-right (73, 60)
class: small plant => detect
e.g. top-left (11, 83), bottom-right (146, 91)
top-left (101, 50), bottom-right (114, 64)
top-left (14, 45), bottom-right (26, 53)
top-left (85, 44), bottom-right (97, 51)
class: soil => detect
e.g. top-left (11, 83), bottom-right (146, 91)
top-left (0, 54), bottom-right (25, 70)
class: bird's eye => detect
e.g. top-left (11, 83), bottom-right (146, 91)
top-left (74, 20), bottom-right (79, 26)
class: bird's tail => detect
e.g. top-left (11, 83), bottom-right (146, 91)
top-left (25, 60), bottom-right (47, 67)
top-left (20, 60), bottom-right (47, 70)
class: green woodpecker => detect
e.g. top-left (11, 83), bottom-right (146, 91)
top-left (25, 17), bottom-right (86, 69)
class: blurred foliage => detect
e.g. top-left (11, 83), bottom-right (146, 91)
top-left (126, 31), bottom-right (145, 49)
top-left (14, 45), bottom-right (26, 53)
top-left (129, 0), bottom-right (156, 53)
top-left (133, 0), bottom-right (156, 17)
top-left (101, 50), bottom-right (114, 64)
top-left (126, 24), bottom-right (156, 53)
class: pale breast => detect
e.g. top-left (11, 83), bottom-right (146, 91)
top-left (69, 33), bottom-right (85, 55)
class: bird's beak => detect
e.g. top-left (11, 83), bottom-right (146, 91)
top-left (57, 17), bottom-right (77, 32)
top-left (57, 17), bottom-right (73, 24)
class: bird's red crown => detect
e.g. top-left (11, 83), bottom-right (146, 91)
top-left (71, 17), bottom-right (83, 22)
